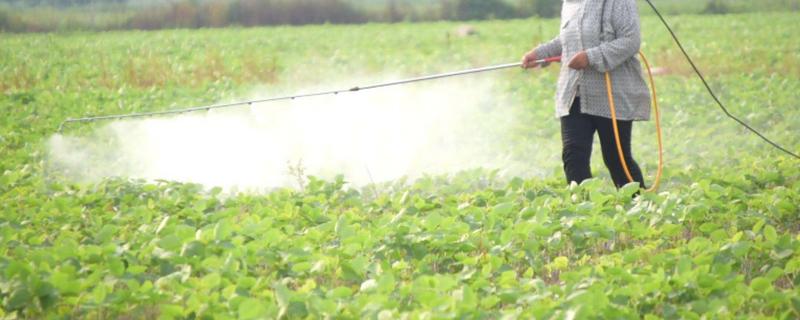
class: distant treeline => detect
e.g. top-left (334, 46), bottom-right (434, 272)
top-left (1, 0), bottom-right (553, 32)
top-left (1, 0), bottom-right (798, 32)
top-left (129, 0), bottom-right (372, 29)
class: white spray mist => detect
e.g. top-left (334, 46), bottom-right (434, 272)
top-left (48, 77), bottom-right (544, 191)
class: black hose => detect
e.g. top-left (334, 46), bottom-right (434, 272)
top-left (643, 0), bottom-right (800, 160)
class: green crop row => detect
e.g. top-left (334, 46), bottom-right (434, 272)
top-left (1, 12), bottom-right (799, 319)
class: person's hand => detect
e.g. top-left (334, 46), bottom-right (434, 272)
top-left (568, 51), bottom-right (589, 70)
top-left (521, 50), bottom-right (540, 69)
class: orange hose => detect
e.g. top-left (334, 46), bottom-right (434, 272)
top-left (604, 51), bottom-right (664, 192)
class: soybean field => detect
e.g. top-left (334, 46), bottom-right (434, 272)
top-left (1, 12), bottom-right (800, 319)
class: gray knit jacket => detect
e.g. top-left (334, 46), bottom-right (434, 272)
top-left (535, 0), bottom-right (651, 121)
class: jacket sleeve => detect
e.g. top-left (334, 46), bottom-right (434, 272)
top-left (586, 0), bottom-right (641, 73)
top-left (535, 36), bottom-right (563, 61)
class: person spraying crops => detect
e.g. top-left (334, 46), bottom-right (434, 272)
top-left (521, 0), bottom-right (650, 188)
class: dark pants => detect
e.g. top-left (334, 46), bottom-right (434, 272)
top-left (560, 97), bottom-right (646, 188)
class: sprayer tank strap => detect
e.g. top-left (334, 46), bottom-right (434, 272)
top-left (600, 0), bottom-right (609, 41)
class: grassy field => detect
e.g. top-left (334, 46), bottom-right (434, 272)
top-left (1, 12), bottom-right (800, 318)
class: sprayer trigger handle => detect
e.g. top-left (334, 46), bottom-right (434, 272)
top-left (544, 56), bottom-right (562, 63)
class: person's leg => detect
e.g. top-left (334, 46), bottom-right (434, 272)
top-left (560, 98), bottom-right (596, 185)
top-left (594, 116), bottom-right (646, 189)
